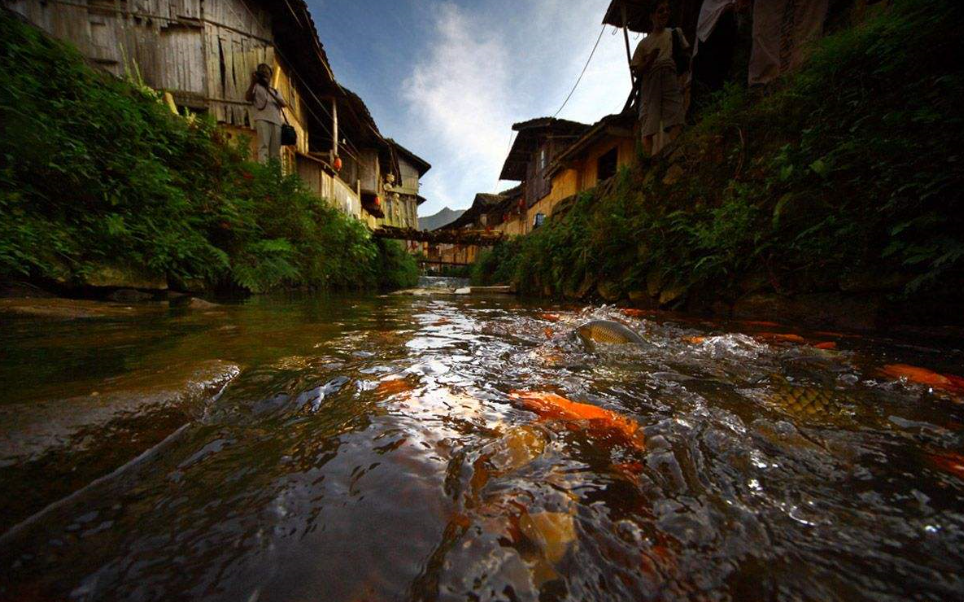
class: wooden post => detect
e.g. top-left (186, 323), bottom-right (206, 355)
top-left (622, 4), bottom-right (635, 86)
top-left (331, 97), bottom-right (339, 161)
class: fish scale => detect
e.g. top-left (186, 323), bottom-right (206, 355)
top-left (769, 383), bottom-right (841, 417)
top-left (576, 320), bottom-right (647, 346)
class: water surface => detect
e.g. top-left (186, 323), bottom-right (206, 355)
top-left (1, 289), bottom-right (963, 601)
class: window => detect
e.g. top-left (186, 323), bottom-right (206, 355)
top-left (533, 213), bottom-right (546, 229)
top-left (597, 147), bottom-right (618, 182)
top-left (539, 147), bottom-right (547, 171)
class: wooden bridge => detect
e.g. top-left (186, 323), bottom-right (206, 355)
top-left (419, 259), bottom-right (471, 266)
top-left (372, 226), bottom-right (505, 246)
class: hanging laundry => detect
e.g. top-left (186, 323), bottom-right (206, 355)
top-left (749, 0), bottom-right (830, 86)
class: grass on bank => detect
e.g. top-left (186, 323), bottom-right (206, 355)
top-left (0, 11), bottom-right (417, 293)
top-left (473, 0), bottom-right (964, 307)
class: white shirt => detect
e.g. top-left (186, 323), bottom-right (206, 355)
top-left (251, 84), bottom-right (286, 125)
top-left (631, 28), bottom-right (689, 71)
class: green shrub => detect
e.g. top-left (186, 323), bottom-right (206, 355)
top-left (0, 12), bottom-right (416, 293)
top-left (373, 239), bottom-right (420, 290)
top-left (478, 0), bottom-right (964, 304)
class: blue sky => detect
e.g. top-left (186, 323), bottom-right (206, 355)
top-left (307, 0), bottom-right (634, 216)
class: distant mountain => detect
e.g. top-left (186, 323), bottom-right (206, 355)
top-left (418, 207), bottom-right (465, 231)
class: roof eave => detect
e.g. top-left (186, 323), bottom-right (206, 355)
top-left (602, 0), bottom-right (652, 33)
top-left (389, 139), bottom-right (432, 175)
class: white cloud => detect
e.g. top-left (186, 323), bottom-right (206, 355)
top-left (406, 0), bottom-right (632, 216)
top-left (403, 2), bottom-right (517, 212)
top-left (555, 28), bottom-right (635, 123)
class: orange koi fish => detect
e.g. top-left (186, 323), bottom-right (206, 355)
top-left (621, 308), bottom-right (655, 318)
top-left (814, 330), bottom-right (864, 339)
top-left (683, 336), bottom-right (705, 345)
top-left (539, 313), bottom-right (562, 322)
top-left (928, 451), bottom-right (964, 480)
top-left (544, 327), bottom-right (555, 339)
top-left (813, 341), bottom-right (837, 350)
top-left (743, 320), bottom-right (781, 327)
top-left (509, 390), bottom-right (645, 450)
top-left (880, 364), bottom-right (964, 395)
top-left (757, 332), bottom-right (807, 344)
top-left (612, 461), bottom-right (646, 485)
top-left (375, 378), bottom-right (415, 397)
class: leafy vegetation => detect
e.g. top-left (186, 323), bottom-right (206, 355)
top-left (0, 12), bottom-right (417, 293)
top-left (432, 265), bottom-right (472, 279)
top-left (474, 0), bottom-right (964, 308)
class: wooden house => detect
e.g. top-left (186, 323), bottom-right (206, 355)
top-left (491, 185), bottom-right (526, 237)
top-left (542, 113), bottom-right (636, 212)
top-left (493, 114), bottom-right (636, 232)
top-left (6, 0), bottom-right (400, 226)
top-left (436, 193), bottom-right (505, 265)
top-left (499, 117), bottom-right (590, 234)
top-left (378, 140), bottom-right (431, 231)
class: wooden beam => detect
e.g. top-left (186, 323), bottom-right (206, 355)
top-left (622, 5), bottom-right (635, 87)
top-left (419, 260), bottom-right (473, 266)
top-left (331, 96), bottom-right (339, 160)
top-left (372, 226), bottom-right (506, 246)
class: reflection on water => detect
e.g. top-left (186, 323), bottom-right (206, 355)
top-left (418, 275), bottom-right (470, 289)
top-left (1, 293), bottom-right (963, 601)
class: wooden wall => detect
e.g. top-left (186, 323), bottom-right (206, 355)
top-left (7, 0), bottom-right (205, 94)
top-left (357, 149), bottom-right (381, 194)
top-left (522, 136), bottom-right (580, 208)
top-left (202, 20), bottom-right (271, 120)
top-left (7, 0), bottom-right (309, 154)
top-left (529, 134), bottom-right (635, 230)
top-left (532, 168), bottom-right (579, 223)
top-left (7, 0), bottom-right (387, 226)
top-left (373, 194), bottom-right (418, 230)
top-left (295, 153), bottom-right (363, 219)
top-left (378, 157), bottom-right (421, 230)
top-left (573, 136), bottom-right (635, 191)
top-left (397, 160), bottom-right (420, 195)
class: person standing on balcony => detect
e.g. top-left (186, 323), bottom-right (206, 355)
top-left (245, 63), bottom-right (287, 164)
top-left (631, 0), bottom-right (690, 157)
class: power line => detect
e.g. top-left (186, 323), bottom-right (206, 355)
top-left (233, 0), bottom-right (368, 159)
top-left (553, 25), bottom-right (606, 118)
top-left (493, 129), bottom-right (518, 192)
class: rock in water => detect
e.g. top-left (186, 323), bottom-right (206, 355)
top-left (486, 426), bottom-right (548, 474)
top-left (186, 297), bottom-right (221, 310)
top-left (576, 320), bottom-right (648, 347)
top-left (520, 510), bottom-right (576, 560)
top-left (107, 289), bottom-right (155, 302)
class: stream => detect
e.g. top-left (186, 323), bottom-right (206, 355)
top-left (1, 280), bottom-right (963, 601)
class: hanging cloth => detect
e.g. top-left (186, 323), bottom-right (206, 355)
top-left (748, 0), bottom-right (829, 86)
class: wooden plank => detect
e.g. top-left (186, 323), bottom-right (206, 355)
top-left (372, 227), bottom-right (505, 246)
top-left (622, 5), bottom-right (635, 86)
top-left (331, 96), bottom-right (339, 159)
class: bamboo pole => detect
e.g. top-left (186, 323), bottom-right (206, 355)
top-left (622, 4), bottom-right (635, 86)
top-left (331, 97), bottom-right (339, 160)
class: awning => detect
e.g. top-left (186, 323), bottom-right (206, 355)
top-left (603, 0), bottom-right (703, 38)
top-left (602, 0), bottom-right (653, 33)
